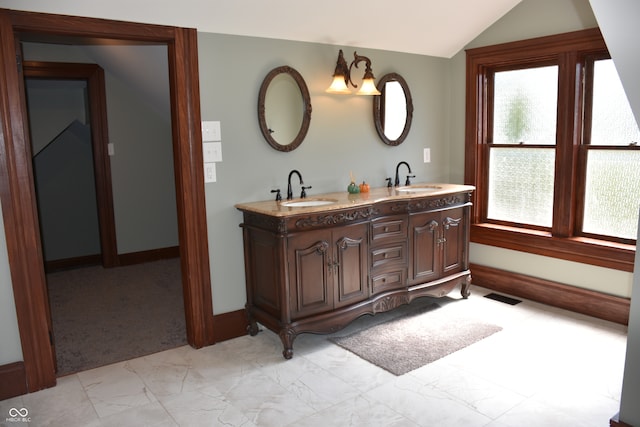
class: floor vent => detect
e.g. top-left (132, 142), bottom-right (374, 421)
top-left (483, 292), bottom-right (522, 305)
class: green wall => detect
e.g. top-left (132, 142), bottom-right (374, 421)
top-left (197, 33), bottom-right (452, 313)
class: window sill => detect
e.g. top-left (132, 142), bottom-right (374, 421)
top-left (471, 223), bottom-right (635, 272)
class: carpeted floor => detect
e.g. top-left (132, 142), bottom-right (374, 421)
top-left (46, 258), bottom-right (187, 376)
top-left (331, 302), bottom-right (502, 375)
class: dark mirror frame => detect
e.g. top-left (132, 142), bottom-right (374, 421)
top-left (258, 65), bottom-right (312, 152)
top-left (372, 72), bottom-right (414, 146)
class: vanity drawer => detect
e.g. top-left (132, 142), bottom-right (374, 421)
top-left (371, 216), bottom-right (407, 243)
top-left (371, 243), bottom-right (407, 270)
top-left (371, 269), bottom-right (406, 294)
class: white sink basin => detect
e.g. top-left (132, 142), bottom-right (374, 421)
top-left (281, 199), bottom-right (337, 208)
top-left (395, 185), bottom-right (442, 193)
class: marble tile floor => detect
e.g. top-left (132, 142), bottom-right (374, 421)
top-left (1, 285), bottom-right (628, 427)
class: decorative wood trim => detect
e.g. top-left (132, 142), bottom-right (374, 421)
top-left (169, 26), bottom-right (216, 347)
top-left (465, 28), bottom-right (605, 61)
top-left (8, 9), bottom-right (176, 40)
top-left (117, 246), bottom-right (180, 266)
top-left (610, 412), bottom-right (633, 427)
top-left (44, 246), bottom-right (180, 271)
top-left (470, 263), bottom-right (630, 325)
top-left (212, 309), bottom-right (249, 343)
top-left (0, 9), bottom-right (57, 393)
top-left (471, 224), bottom-right (634, 272)
top-left (85, 62), bottom-right (118, 268)
top-left (294, 207), bottom-right (376, 229)
top-left (23, 61), bottom-right (119, 269)
top-left (0, 9), bottom-right (214, 393)
top-left (45, 254), bottom-right (102, 272)
top-left (0, 362), bottom-right (28, 400)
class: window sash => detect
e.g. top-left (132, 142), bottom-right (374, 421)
top-left (585, 58), bottom-right (640, 147)
top-left (576, 146), bottom-right (640, 244)
top-left (491, 65), bottom-right (559, 146)
top-left (486, 145), bottom-right (555, 229)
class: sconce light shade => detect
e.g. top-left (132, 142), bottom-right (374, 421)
top-left (327, 75), bottom-right (351, 94)
top-left (326, 49), bottom-right (351, 94)
top-left (357, 75), bottom-right (382, 96)
top-left (326, 49), bottom-right (381, 95)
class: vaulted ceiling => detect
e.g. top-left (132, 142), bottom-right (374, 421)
top-left (2, 0), bottom-right (523, 58)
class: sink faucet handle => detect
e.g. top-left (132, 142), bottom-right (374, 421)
top-left (301, 185), bottom-right (312, 198)
top-left (385, 177), bottom-right (392, 188)
top-left (270, 189), bottom-right (282, 201)
top-left (405, 175), bottom-right (415, 186)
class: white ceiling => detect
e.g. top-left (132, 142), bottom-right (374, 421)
top-left (1, 0), bottom-right (522, 58)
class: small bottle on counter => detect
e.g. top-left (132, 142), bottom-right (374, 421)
top-left (347, 171), bottom-right (360, 194)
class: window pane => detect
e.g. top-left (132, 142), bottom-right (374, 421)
top-left (488, 147), bottom-right (555, 227)
top-left (583, 149), bottom-right (640, 240)
top-left (591, 59), bottom-right (640, 146)
top-left (493, 66), bottom-right (558, 145)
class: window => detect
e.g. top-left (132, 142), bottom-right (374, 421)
top-left (465, 29), bottom-right (639, 272)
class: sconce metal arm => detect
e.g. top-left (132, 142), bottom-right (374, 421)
top-left (333, 49), bottom-right (376, 90)
top-left (348, 52), bottom-right (375, 89)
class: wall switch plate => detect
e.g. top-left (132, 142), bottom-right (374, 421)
top-left (108, 142), bottom-right (115, 156)
top-left (202, 121), bottom-right (221, 142)
top-left (203, 142), bottom-right (222, 162)
top-left (423, 148), bottom-right (431, 163)
top-left (204, 162), bottom-right (216, 183)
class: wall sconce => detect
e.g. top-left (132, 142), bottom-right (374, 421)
top-left (326, 49), bottom-right (381, 95)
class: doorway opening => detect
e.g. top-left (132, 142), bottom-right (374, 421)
top-left (24, 56), bottom-right (187, 375)
top-left (23, 61), bottom-right (118, 271)
top-left (0, 9), bottom-right (215, 392)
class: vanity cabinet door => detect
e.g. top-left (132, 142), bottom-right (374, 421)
top-left (408, 211), bottom-right (440, 285)
top-left (333, 223), bottom-right (369, 308)
top-left (287, 231), bottom-right (333, 319)
top-left (287, 223), bottom-right (369, 319)
top-left (408, 207), bottom-right (467, 285)
top-left (441, 208), bottom-right (465, 275)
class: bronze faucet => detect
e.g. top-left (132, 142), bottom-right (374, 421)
top-left (394, 161), bottom-right (414, 186)
top-left (287, 169), bottom-right (311, 200)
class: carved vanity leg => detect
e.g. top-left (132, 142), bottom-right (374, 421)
top-left (246, 308), bottom-right (259, 336)
top-left (247, 321), bottom-right (259, 336)
top-left (461, 275), bottom-right (471, 299)
top-left (279, 327), bottom-right (296, 359)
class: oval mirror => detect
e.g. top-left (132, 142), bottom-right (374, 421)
top-left (258, 66), bottom-right (312, 152)
top-left (372, 73), bottom-right (413, 146)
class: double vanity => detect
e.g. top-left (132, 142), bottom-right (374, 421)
top-left (249, 62), bottom-right (470, 359)
top-left (235, 183), bottom-right (475, 359)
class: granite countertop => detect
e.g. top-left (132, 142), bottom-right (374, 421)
top-left (234, 183), bottom-right (475, 217)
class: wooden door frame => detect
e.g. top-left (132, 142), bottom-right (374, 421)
top-left (0, 8), bottom-right (215, 392)
top-left (23, 61), bottom-right (119, 269)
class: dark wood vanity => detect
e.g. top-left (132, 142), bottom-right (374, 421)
top-left (235, 184), bottom-right (474, 358)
